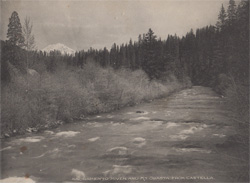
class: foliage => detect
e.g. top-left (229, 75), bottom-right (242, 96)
top-left (1, 41), bottom-right (27, 83)
top-left (216, 5), bottom-right (227, 31)
top-left (141, 29), bottom-right (165, 79)
top-left (7, 11), bottom-right (24, 46)
top-left (1, 61), bottom-right (190, 135)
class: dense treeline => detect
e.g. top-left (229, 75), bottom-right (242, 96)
top-left (73, 0), bottom-right (248, 88)
top-left (2, 0), bottom-right (248, 88)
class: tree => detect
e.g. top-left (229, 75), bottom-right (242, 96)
top-left (227, 0), bottom-right (237, 26)
top-left (144, 28), bottom-right (156, 44)
top-left (7, 11), bottom-right (24, 46)
top-left (23, 16), bottom-right (35, 51)
top-left (233, 0), bottom-right (249, 82)
top-left (141, 28), bottom-right (164, 79)
top-left (216, 4), bottom-right (227, 31)
top-left (22, 16), bottom-right (36, 71)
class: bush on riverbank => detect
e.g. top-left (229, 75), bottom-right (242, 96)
top-left (216, 74), bottom-right (249, 132)
top-left (215, 73), bottom-right (249, 181)
top-left (1, 61), bottom-right (191, 137)
top-left (224, 81), bottom-right (249, 181)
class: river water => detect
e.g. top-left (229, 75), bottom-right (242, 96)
top-left (1, 86), bottom-right (247, 182)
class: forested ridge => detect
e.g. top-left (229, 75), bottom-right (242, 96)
top-left (77, 0), bottom-right (248, 87)
top-left (1, 0), bottom-right (248, 137)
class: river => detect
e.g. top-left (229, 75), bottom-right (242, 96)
top-left (1, 86), bottom-right (247, 182)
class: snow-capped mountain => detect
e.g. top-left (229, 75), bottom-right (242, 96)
top-left (42, 43), bottom-right (75, 55)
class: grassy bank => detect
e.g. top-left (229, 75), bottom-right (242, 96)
top-left (1, 62), bottom-right (191, 137)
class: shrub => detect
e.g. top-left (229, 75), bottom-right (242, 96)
top-left (224, 77), bottom-right (249, 128)
top-left (215, 73), bottom-right (231, 95)
top-left (1, 61), bottom-right (191, 136)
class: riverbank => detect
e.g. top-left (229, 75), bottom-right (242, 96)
top-left (1, 62), bottom-right (191, 138)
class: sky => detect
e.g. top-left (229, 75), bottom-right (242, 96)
top-left (1, 0), bottom-right (230, 51)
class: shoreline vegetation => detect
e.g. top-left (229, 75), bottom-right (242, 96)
top-left (1, 61), bottom-right (191, 138)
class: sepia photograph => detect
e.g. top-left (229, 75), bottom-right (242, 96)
top-left (0, 0), bottom-right (249, 182)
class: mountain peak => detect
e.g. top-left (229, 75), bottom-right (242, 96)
top-left (42, 43), bottom-right (75, 55)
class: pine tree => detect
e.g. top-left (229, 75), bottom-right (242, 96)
top-left (110, 43), bottom-right (118, 68)
top-left (233, 0), bottom-right (249, 82)
top-left (141, 28), bottom-right (164, 79)
top-left (7, 11), bottom-right (24, 46)
top-left (144, 28), bottom-right (157, 44)
top-left (103, 47), bottom-right (110, 66)
top-left (136, 35), bottom-right (143, 69)
top-left (216, 4), bottom-right (227, 31)
top-left (227, 0), bottom-right (237, 26)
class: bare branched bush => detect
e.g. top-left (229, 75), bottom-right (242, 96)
top-left (1, 61), bottom-right (190, 136)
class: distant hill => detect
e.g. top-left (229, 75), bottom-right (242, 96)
top-left (42, 43), bottom-right (75, 55)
